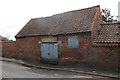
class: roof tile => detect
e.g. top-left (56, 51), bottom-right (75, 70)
top-left (94, 23), bottom-right (120, 43)
top-left (16, 5), bottom-right (100, 37)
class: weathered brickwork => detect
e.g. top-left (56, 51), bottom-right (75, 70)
top-left (58, 33), bottom-right (92, 63)
top-left (2, 34), bottom-right (119, 70)
top-left (6, 33), bottom-right (91, 63)
top-left (15, 36), bottom-right (41, 61)
top-left (2, 41), bottom-right (17, 57)
top-left (92, 47), bottom-right (119, 70)
top-left (91, 6), bottom-right (102, 38)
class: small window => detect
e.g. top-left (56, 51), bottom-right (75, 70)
top-left (68, 36), bottom-right (78, 48)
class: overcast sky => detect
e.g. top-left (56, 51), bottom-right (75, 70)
top-left (0, 0), bottom-right (119, 40)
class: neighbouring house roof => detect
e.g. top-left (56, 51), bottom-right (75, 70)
top-left (16, 5), bottom-right (100, 38)
top-left (0, 35), bottom-right (8, 41)
top-left (0, 35), bottom-right (2, 41)
top-left (93, 23), bottom-right (120, 47)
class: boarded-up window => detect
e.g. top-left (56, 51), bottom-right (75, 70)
top-left (68, 36), bottom-right (78, 48)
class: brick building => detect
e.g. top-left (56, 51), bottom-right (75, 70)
top-left (2, 5), bottom-right (119, 70)
top-left (14, 5), bottom-right (102, 64)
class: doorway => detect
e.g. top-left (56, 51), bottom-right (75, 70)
top-left (41, 43), bottom-right (58, 64)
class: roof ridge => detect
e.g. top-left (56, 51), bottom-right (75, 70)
top-left (67, 5), bottom-right (100, 12)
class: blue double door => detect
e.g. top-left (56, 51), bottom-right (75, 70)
top-left (41, 43), bottom-right (58, 64)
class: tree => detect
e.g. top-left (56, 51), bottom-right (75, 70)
top-left (101, 8), bottom-right (117, 23)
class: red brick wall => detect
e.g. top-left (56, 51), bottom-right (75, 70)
top-left (2, 41), bottom-right (17, 57)
top-left (15, 34), bottom-right (91, 63)
top-left (2, 34), bottom-right (119, 70)
top-left (16, 36), bottom-right (41, 61)
top-left (92, 47), bottom-right (119, 70)
top-left (2, 34), bottom-right (91, 63)
top-left (58, 33), bottom-right (92, 63)
top-left (91, 6), bottom-right (102, 38)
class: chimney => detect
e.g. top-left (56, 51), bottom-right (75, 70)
top-left (118, 1), bottom-right (120, 21)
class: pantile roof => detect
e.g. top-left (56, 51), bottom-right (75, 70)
top-left (16, 5), bottom-right (100, 37)
top-left (93, 23), bottom-right (120, 47)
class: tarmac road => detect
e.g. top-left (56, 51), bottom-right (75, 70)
top-left (1, 61), bottom-right (104, 78)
